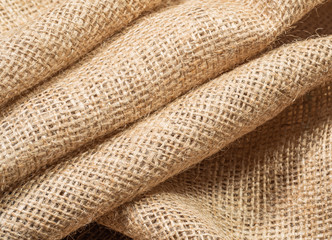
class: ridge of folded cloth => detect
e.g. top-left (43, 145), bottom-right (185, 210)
top-left (0, 0), bottom-right (65, 35)
top-left (99, 81), bottom-right (332, 239)
top-left (0, 0), bottom-right (165, 107)
top-left (0, 0), bottom-right (323, 192)
top-left (0, 35), bottom-right (331, 240)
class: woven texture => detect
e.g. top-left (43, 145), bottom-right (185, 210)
top-left (0, 34), bottom-right (331, 239)
top-left (99, 81), bottom-right (332, 239)
top-left (0, 0), bottom-right (331, 239)
top-left (0, 0), bottom-right (64, 35)
top-left (98, 7), bottom-right (332, 235)
top-left (0, 0), bottom-right (165, 106)
top-left (0, 0), bottom-right (323, 192)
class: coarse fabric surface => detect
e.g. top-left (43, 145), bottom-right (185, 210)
top-left (99, 81), bottom-right (332, 239)
top-left (0, 0), bottom-right (331, 239)
top-left (0, 0), bottom-right (164, 106)
top-left (0, 0), bottom-right (64, 35)
top-left (1, 32), bottom-right (331, 240)
top-left (0, 0), bottom-right (323, 192)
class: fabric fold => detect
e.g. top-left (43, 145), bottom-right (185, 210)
top-left (0, 0), bottom-right (323, 192)
top-left (62, 222), bottom-right (130, 240)
top-left (0, 35), bottom-right (331, 239)
top-left (0, 0), bottom-right (165, 106)
top-left (0, 0), bottom-right (64, 35)
top-left (98, 81), bottom-right (332, 239)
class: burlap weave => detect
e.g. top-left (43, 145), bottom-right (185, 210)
top-left (0, 32), bottom-right (331, 239)
top-left (99, 81), bottom-right (332, 239)
top-left (0, 0), bottom-right (323, 192)
top-left (0, 0), bottom-right (331, 239)
top-left (98, 7), bottom-right (332, 234)
top-left (0, 0), bottom-right (64, 35)
top-left (0, 0), bottom-right (165, 106)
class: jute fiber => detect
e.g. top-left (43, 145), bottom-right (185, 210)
top-left (99, 81), bottom-right (332, 239)
top-left (0, 0), bottom-right (323, 192)
top-left (0, 0), bottom-right (331, 239)
top-left (99, 7), bottom-right (332, 234)
top-left (0, 0), bottom-right (165, 106)
top-left (99, 6), bottom-right (332, 235)
top-left (0, 33), bottom-right (331, 239)
top-left (0, 0), bottom-right (64, 35)
top-left (274, 0), bottom-right (332, 44)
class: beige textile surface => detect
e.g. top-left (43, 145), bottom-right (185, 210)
top-left (0, 0), bottom-right (331, 239)
top-left (98, 3), bottom-right (332, 238)
top-left (0, 0), bottom-right (64, 35)
top-left (0, 0), bottom-right (165, 106)
top-left (100, 81), bottom-right (332, 239)
top-left (1, 0), bottom-right (321, 192)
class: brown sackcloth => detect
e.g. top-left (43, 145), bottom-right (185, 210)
top-left (0, 0), bottom-right (323, 192)
top-left (0, 0), bottom-right (331, 239)
top-left (99, 81), bottom-right (332, 239)
top-left (0, 33), bottom-right (331, 239)
top-left (0, 0), bottom-right (65, 35)
top-left (0, 0), bottom-right (165, 106)
top-left (98, 5), bottom-right (332, 237)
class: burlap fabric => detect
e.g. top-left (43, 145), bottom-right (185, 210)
top-left (62, 222), bottom-right (131, 240)
top-left (0, 0), bottom-right (63, 35)
top-left (0, 0), bottom-right (331, 239)
top-left (99, 81), bottom-right (332, 239)
top-left (98, 4), bottom-right (332, 238)
top-left (0, 0), bottom-right (165, 106)
top-left (1, 17), bottom-right (332, 240)
top-left (0, 0), bottom-right (323, 192)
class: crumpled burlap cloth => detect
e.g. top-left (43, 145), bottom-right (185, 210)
top-left (0, 0), bottom-right (331, 239)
